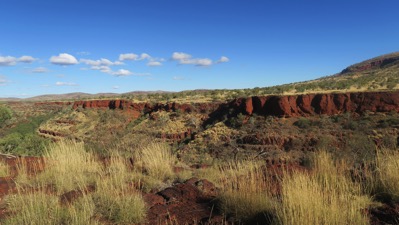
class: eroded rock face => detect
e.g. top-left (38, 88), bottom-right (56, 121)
top-left (235, 91), bottom-right (399, 117)
top-left (66, 91), bottom-right (399, 119)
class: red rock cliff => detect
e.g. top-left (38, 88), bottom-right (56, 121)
top-left (69, 91), bottom-right (399, 118)
top-left (241, 91), bottom-right (399, 117)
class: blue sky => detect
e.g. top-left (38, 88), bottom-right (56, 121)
top-left (1, 0), bottom-right (399, 98)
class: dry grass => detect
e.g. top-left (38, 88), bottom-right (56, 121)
top-left (215, 161), bottom-right (276, 222)
top-left (275, 151), bottom-right (372, 225)
top-left (4, 185), bottom-right (98, 225)
top-left (30, 141), bottom-right (102, 194)
top-left (93, 153), bottom-right (146, 224)
top-left (134, 142), bottom-right (177, 181)
top-left (92, 185), bottom-right (146, 224)
top-left (4, 141), bottom-right (146, 224)
top-left (14, 158), bottom-right (30, 185)
top-left (276, 171), bottom-right (371, 225)
top-left (375, 148), bottom-right (399, 201)
top-left (0, 160), bottom-right (9, 177)
top-left (4, 188), bottom-right (63, 225)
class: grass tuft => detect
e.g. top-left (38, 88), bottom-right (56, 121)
top-left (0, 160), bottom-right (10, 177)
top-left (135, 142), bottom-right (176, 181)
top-left (217, 161), bottom-right (276, 223)
top-left (374, 148), bottom-right (399, 202)
top-left (275, 151), bottom-right (372, 225)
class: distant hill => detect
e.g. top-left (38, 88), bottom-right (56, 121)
top-left (20, 91), bottom-right (174, 102)
top-left (340, 52), bottom-right (399, 75)
top-left (24, 92), bottom-right (115, 101)
top-left (259, 51), bottom-right (399, 95)
top-left (0, 98), bottom-right (20, 102)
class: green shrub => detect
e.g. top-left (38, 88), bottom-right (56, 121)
top-left (0, 105), bottom-right (12, 127)
top-left (294, 118), bottom-right (312, 129)
top-left (0, 133), bottom-right (49, 156)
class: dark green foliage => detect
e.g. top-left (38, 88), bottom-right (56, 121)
top-left (0, 105), bottom-right (12, 127)
top-left (0, 133), bottom-right (49, 155)
top-left (294, 118), bottom-right (312, 129)
top-left (378, 117), bottom-right (399, 128)
top-left (0, 115), bottom-right (53, 155)
top-left (343, 120), bottom-right (359, 130)
top-left (9, 115), bottom-right (51, 135)
top-left (227, 113), bottom-right (246, 128)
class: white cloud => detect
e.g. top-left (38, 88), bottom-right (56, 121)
top-left (147, 61), bottom-right (162, 67)
top-left (171, 52), bottom-right (229, 66)
top-left (119, 53), bottom-right (139, 61)
top-left (81, 58), bottom-right (123, 67)
top-left (55, 81), bottom-right (78, 86)
top-left (85, 64), bottom-right (143, 77)
top-left (0, 56), bottom-right (17, 66)
top-left (171, 52), bottom-right (213, 66)
top-left (179, 57), bottom-right (212, 66)
top-left (217, 56), bottom-right (230, 63)
top-left (50, 53), bottom-right (78, 65)
top-left (112, 85), bottom-right (120, 89)
top-left (119, 52), bottom-right (154, 61)
top-left (18, 56), bottom-right (37, 63)
top-left (112, 69), bottom-right (133, 76)
top-left (32, 67), bottom-right (49, 73)
top-left (192, 58), bottom-right (213, 66)
top-left (140, 53), bottom-right (151, 60)
top-left (0, 75), bottom-right (8, 86)
top-left (172, 52), bottom-right (192, 61)
top-left (91, 65), bottom-right (112, 73)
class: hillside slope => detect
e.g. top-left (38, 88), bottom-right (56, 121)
top-left (268, 52), bottom-right (399, 95)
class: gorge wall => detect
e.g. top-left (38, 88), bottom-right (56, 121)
top-left (70, 91), bottom-right (399, 119)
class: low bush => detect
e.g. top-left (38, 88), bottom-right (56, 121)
top-left (0, 105), bottom-right (12, 128)
top-left (294, 118), bottom-right (312, 129)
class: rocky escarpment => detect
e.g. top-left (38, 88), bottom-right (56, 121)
top-left (71, 91), bottom-right (399, 118)
top-left (69, 91), bottom-right (399, 123)
top-left (216, 91), bottom-right (399, 118)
